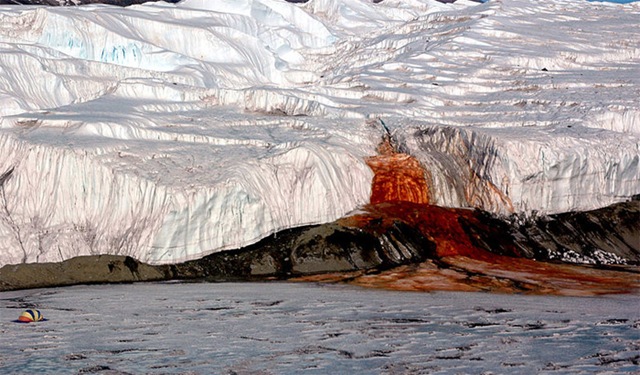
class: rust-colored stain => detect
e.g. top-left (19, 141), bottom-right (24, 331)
top-left (349, 255), bottom-right (639, 296)
top-left (310, 202), bottom-right (640, 296)
top-left (296, 139), bottom-right (639, 296)
top-left (366, 138), bottom-right (430, 205)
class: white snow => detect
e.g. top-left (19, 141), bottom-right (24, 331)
top-left (1, 282), bottom-right (639, 373)
top-left (0, 0), bottom-right (638, 266)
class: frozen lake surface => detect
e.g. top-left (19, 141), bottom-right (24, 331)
top-left (1, 282), bottom-right (639, 374)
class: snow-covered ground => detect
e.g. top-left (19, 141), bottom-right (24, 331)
top-left (0, 0), bottom-right (638, 266)
top-left (1, 282), bottom-right (639, 374)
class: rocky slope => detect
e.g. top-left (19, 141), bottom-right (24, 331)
top-left (1, 196), bottom-right (638, 294)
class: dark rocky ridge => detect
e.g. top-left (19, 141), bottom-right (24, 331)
top-left (171, 219), bottom-right (436, 281)
top-left (509, 198), bottom-right (640, 264)
top-left (0, 198), bottom-right (638, 292)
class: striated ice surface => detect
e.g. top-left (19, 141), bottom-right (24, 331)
top-left (0, 0), bottom-right (639, 266)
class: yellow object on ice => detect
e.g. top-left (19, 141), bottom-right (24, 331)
top-left (18, 309), bottom-right (44, 323)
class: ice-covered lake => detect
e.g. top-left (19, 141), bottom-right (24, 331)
top-left (1, 282), bottom-right (638, 374)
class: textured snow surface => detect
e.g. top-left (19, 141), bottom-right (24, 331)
top-left (1, 282), bottom-right (639, 374)
top-left (0, 0), bottom-right (639, 265)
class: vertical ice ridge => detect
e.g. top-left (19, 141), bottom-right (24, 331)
top-left (402, 125), bottom-right (640, 215)
top-left (145, 142), bottom-right (373, 265)
top-left (0, 133), bottom-right (170, 265)
top-left (0, 131), bottom-right (374, 266)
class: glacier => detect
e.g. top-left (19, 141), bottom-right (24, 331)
top-left (0, 0), bottom-right (638, 266)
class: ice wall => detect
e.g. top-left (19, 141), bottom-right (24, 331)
top-left (0, 0), bottom-right (638, 266)
top-left (0, 120), bottom-right (374, 265)
top-left (398, 124), bottom-right (640, 215)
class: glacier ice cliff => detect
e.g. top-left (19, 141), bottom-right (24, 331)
top-left (0, 0), bottom-right (638, 266)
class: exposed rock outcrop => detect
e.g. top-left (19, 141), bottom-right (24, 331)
top-left (509, 198), bottom-right (640, 265)
top-left (1, 199), bottom-right (638, 294)
top-left (171, 218), bottom-right (436, 281)
top-left (0, 255), bottom-right (167, 291)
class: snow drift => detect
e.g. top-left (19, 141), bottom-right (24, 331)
top-left (0, 0), bottom-right (638, 266)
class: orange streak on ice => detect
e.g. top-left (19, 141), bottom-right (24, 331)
top-left (366, 138), bottom-right (430, 205)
